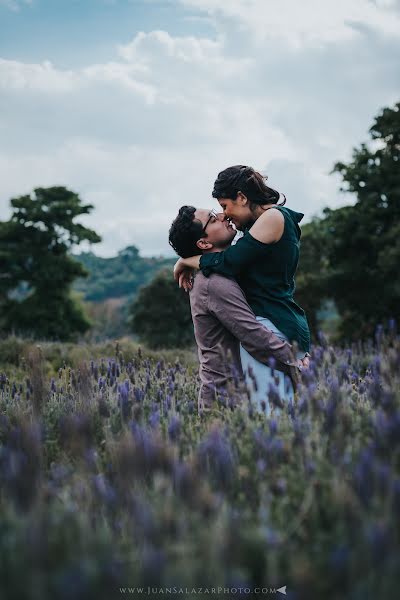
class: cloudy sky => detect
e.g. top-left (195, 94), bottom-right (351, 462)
top-left (1, 0), bottom-right (399, 257)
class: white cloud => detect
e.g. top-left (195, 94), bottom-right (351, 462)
top-left (0, 0), bottom-right (399, 257)
top-left (0, 0), bottom-right (32, 11)
top-left (0, 58), bottom-right (157, 103)
top-left (83, 62), bottom-right (157, 104)
top-left (0, 59), bottom-right (78, 93)
top-left (117, 29), bottom-right (252, 78)
top-left (179, 0), bottom-right (400, 46)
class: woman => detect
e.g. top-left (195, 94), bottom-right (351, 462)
top-left (174, 165), bottom-right (310, 414)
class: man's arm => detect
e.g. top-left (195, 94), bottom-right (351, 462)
top-left (207, 275), bottom-right (298, 370)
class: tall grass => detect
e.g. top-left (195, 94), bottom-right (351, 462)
top-left (0, 329), bottom-right (399, 599)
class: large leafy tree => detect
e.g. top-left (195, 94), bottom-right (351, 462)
top-left (295, 214), bottom-right (332, 338)
top-left (0, 186), bottom-right (101, 340)
top-left (296, 101), bottom-right (400, 341)
top-left (326, 102), bottom-right (400, 339)
top-left (129, 269), bottom-right (194, 349)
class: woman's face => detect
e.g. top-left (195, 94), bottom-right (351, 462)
top-left (217, 195), bottom-right (253, 230)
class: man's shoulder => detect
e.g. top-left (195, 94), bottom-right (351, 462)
top-left (191, 271), bottom-right (239, 296)
top-left (207, 272), bottom-right (241, 296)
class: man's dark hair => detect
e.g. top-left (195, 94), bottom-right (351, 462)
top-left (212, 165), bottom-right (286, 207)
top-left (169, 205), bottom-right (205, 258)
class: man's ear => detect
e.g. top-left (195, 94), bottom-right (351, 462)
top-left (196, 238), bottom-right (213, 251)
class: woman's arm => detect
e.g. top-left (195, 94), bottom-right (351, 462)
top-left (173, 208), bottom-right (284, 285)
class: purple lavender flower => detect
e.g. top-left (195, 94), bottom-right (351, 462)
top-left (0, 373), bottom-right (8, 390)
top-left (134, 387), bottom-right (144, 403)
top-left (292, 417), bottom-right (307, 445)
top-left (376, 463), bottom-right (390, 496)
top-left (353, 447), bottom-right (375, 506)
top-left (318, 331), bottom-right (328, 348)
top-left (142, 546), bottom-right (166, 585)
top-left (388, 318), bottom-right (397, 334)
top-left (305, 460), bottom-right (316, 476)
top-left (265, 527), bottom-right (281, 548)
top-left (375, 323), bottom-right (384, 348)
top-left (197, 427), bottom-right (235, 488)
top-left (92, 473), bottom-right (117, 506)
top-left (269, 419), bottom-right (278, 436)
top-left (0, 414), bottom-right (9, 434)
top-left (392, 478), bottom-right (400, 517)
top-left (256, 458), bottom-right (266, 473)
top-left (287, 400), bottom-right (295, 419)
top-left (367, 522), bottom-right (391, 565)
top-left (131, 496), bottom-right (155, 537)
top-left (329, 544), bottom-right (350, 572)
top-left (298, 395), bottom-right (308, 414)
top-left (268, 382), bottom-right (283, 409)
top-left (117, 383), bottom-right (132, 420)
top-left (111, 360), bottom-right (117, 378)
top-left (148, 410), bottom-right (160, 430)
top-left (84, 447), bottom-right (98, 469)
top-left (50, 463), bottom-right (71, 483)
top-left (168, 416), bottom-right (181, 441)
top-left (56, 565), bottom-right (89, 600)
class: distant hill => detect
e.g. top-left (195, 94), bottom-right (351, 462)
top-left (72, 245), bottom-right (176, 340)
top-left (73, 245), bottom-right (175, 302)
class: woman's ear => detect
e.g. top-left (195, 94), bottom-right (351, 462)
top-left (196, 238), bottom-right (212, 251)
top-left (236, 191), bottom-right (248, 206)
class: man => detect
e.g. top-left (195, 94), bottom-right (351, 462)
top-left (168, 205), bottom-right (299, 412)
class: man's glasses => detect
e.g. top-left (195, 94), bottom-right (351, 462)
top-left (202, 209), bottom-right (219, 234)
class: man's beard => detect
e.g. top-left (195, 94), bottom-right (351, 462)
top-left (213, 233), bottom-right (236, 250)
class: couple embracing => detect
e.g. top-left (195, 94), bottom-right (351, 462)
top-left (169, 165), bottom-right (310, 415)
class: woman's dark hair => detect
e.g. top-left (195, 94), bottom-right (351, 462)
top-left (169, 205), bottom-right (205, 258)
top-left (212, 165), bottom-right (286, 207)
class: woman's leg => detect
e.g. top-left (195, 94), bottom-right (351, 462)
top-left (239, 317), bottom-right (294, 415)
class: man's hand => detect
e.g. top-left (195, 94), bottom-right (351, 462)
top-left (298, 355), bottom-right (310, 371)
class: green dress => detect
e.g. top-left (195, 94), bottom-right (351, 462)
top-left (199, 206), bottom-right (311, 353)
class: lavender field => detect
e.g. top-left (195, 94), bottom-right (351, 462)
top-left (0, 330), bottom-right (399, 600)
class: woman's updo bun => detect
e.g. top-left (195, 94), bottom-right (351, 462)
top-left (212, 165), bottom-right (286, 206)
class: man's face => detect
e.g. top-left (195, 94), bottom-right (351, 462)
top-left (194, 208), bottom-right (236, 249)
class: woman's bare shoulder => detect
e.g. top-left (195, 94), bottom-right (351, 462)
top-left (249, 207), bottom-right (285, 244)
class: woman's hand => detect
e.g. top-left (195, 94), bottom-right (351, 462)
top-left (174, 257), bottom-right (188, 282)
top-left (173, 255), bottom-right (201, 283)
top-left (179, 269), bottom-right (194, 292)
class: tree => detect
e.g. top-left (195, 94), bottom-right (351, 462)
top-left (0, 186), bottom-right (101, 340)
top-left (295, 101), bottom-right (400, 342)
top-left (73, 244), bottom-right (175, 302)
top-left (129, 269), bottom-right (194, 349)
top-left (326, 101), bottom-right (400, 339)
top-left (295, 215), bottom-right (332, 338)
